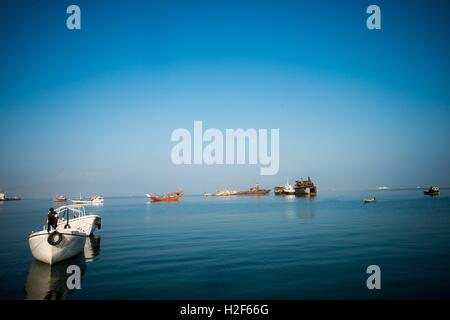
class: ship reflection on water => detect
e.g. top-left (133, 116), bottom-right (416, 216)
top-left (24, 236), bottom-right (101, 300)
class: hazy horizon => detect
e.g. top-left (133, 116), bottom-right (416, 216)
top-left (1, 0), bottom-right (450, 197)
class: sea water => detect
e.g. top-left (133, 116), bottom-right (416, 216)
top-left (0, 190), bottom-right (449, 299)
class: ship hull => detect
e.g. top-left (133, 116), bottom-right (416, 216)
top-left (149, 196), bottom-right (180, 202)
top-left (234, 190), bottom-right (270, 196)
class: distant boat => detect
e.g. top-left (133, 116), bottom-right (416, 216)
top-left (283, 179), bottom-right (295, 195)
top-left (52, 196), bottom-right (67, 203)
top-left (364, 197), bottom-right (377, 203)
top-left (70, 194), bottom-right (104, 205)
top-left (204, 188), bottom-right (237, 196)
top-left (274, 179), bottom-right (295, 195)
top-left (0, 191), bottom-right (21, 201)
top-left (376, 186), bottom-right (390, 190)
top-left (234, 182), bottom-right (270, 196)
top-left (424, 186), bottom-right (440, 196)
top-left (146, 192), bottom-right (183, 203)
top-left (294, 177), bottom-right (317, 197)
top-left (274, 186), bottom-right (284, 195)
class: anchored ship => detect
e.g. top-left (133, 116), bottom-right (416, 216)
top-left (52, 195), bottom-right (67, 203)
top-left (204, 188), bottom-right (237, 196)
top-left (294, 177), bottom-right (317, 197)
top-left (146, 191), bottom-right (183, 203)
top-left (0, 191), bottom-right (21, 201)
top-left (274, 186), bottom-right (284, 195)
top-left (234, 182), bottom-right (270, 196)
top-left (274, 179), bottom-right (295, 195)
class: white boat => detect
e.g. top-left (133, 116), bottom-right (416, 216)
top-left (70, 194), bottom-right (104, 205)
top-left (204, 188), bottom-right (238, 196)
top-left (28, 229), bottom-right (86, 265)
top-left (283, 179), bottom-right (295, 194)
top-left (55, 205), bottom-right (101, 236)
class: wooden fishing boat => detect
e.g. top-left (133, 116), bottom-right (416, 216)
top-left (146, 192), bottom-right (183, 203)
top-left (52, 196), bottom-right (67, 203)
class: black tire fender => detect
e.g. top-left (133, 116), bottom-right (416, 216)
top-left (47, 231), bottom-right (63, 246)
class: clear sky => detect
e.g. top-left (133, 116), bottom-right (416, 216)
top-left (1, 0), bottom-right (449, 197)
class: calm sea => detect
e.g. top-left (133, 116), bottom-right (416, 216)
top-left (0, 190), bottom-right (449, 299)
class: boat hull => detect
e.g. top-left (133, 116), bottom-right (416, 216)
top-left (70, 200), bottom-right (103, 205)
top-left (234, 190), bottom-right (270, 196)
top-left (149, 196), bottom-right (180, 202)
top-left (28, 230), bottom-right (86, 265)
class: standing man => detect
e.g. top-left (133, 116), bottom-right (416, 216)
top-left (47, 208), bottom-right (59, 232)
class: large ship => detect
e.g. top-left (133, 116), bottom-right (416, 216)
top-left (294, 177), bottom-right (317, 197)
top-left (234, 182), bottom-right (270, 196)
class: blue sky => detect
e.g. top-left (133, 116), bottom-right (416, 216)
top-left (0, 0), bottom-right (449, 197)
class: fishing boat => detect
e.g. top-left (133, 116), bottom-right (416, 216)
top-left (234, 182), bottom-right (270, 196)
top-left (364, 197), bottom-right (377, 203)
top-left (294, 177), bottom-right (317, 197)
top-left (55, 205), bottom-right (101, 236)
top-left (52, 196), bottom-right (67, 203)
top-left (146, 192), bottom-right (183, 203)
top-left (28, 228), bottom-right (86, 265)
top-left (70, 194), bottom-right (104, 205)
top-left (424, 186), bottom-right (440, 196)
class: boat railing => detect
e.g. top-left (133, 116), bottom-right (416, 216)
top-left (55, 205), bottom-right (86, 219)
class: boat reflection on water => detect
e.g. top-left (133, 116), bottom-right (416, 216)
top-left (24, 236), bottom-right (101, 300)
top-left (84, 235), bottom-right (101, 262)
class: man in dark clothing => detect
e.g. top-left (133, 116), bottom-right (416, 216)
top-left (47, 208), bottom-right (58, 232)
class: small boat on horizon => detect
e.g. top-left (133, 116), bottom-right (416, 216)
top-left (52, 195), bottom-right (67, 203)
top-left (0, 191), bottom-right (21, 201)
top-left (146, 191), bottom-right (183, 203)
top-left (424, 186), bottom-right (440, 196)
top-left (70, 194), bottom-right (104, 205)
top-left (274, 186), bottom-right (284, 195)
top-left (234, 182), bottom-right (270, 196)
top-left (364, 197), bottom-right (377, 203)
top-left (204, 188), bottom-right (238, 196)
